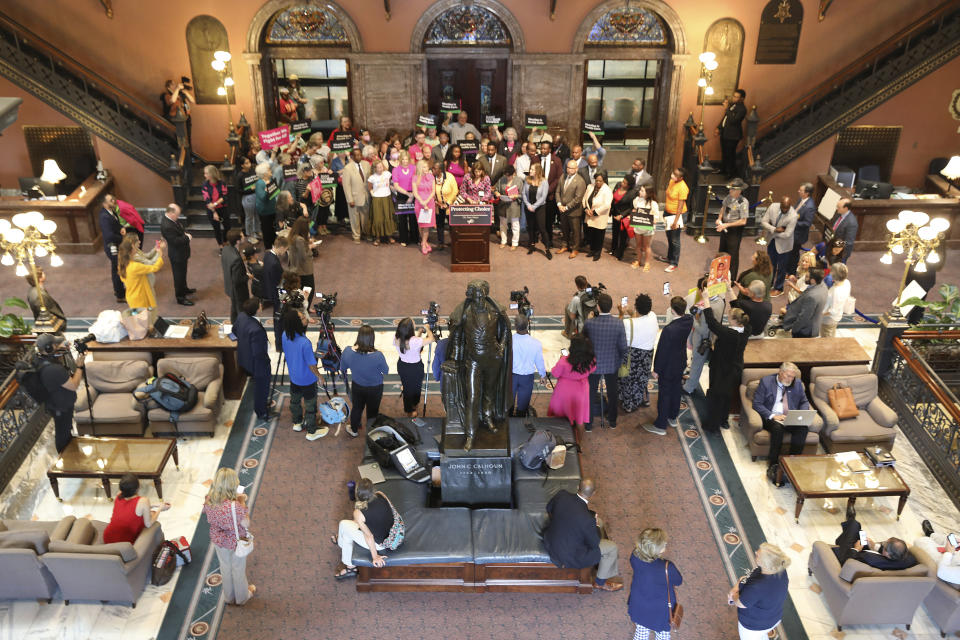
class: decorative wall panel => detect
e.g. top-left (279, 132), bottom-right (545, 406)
top-left (701, 18), bottom-right (744, 105)
top-left (186, 15), bottom-right (234, 105)
top-left (585, 6), bottom-right (668, 46)
top-left (265, 4), bottom-right (350, 45)
top-left (423, 5), bottom-right (511, 47)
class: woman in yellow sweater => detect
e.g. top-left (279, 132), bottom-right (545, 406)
top-left (119, 235), bottom-right (166, 308)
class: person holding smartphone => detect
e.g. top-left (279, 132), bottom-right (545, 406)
top-left (913, 521), bottom-right (960, 585)
top-left (660, 168), bottom-right (688, 273)
top-left (830, 505), bottom-right (916, 571)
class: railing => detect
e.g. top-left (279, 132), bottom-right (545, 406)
top-left (880, 334), bottom-right (960, 509)
top-left (0, 369), bottom-right (48, 496)
top-left (757, 0), bottom-right (960, 139)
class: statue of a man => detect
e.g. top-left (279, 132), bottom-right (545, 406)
top-left (442, 279), bottom-right (512, 451)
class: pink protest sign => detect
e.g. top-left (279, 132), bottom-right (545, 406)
top-left (259, 126), bottom-right (290, 150)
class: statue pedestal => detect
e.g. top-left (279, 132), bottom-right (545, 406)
top-left (440, 428), bottom-right (511, 506)
top-left (441, 427), bottom-right (509, 458)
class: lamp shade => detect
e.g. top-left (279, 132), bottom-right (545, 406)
top-left (704, 59), bottom-right (719, 71)
top-left (0, 219), bottom-right (9, 234)
top-left (3, 227), bottom-right (24, 243)
top-left (927, 250), bottom-right (941, 264)
top-left (941, 155), bottom-right (960, 181)
top-left (214, 50), bottom-right (232, 62)
top-left (918, 226), bottom-right (937, 241)
top-left (50, 254), bottom-right (63, 267)
top-left (217, 87), bottom-right (227, 96)
top-left (886, 218), bottom-right (906, 233)
top-left (930, 217), bottom-right (951, 233)
top-left (698, 51), bottom-right (716, 63)
top-left (40, 159), bottom-right (66, 184)
top-left (704, 86), bottom-right (715, 96)
top-left (211, 59), bottom-right (226, 72)
top-left (880, 252), bottom-right (893, 264)
top-left (37, 219), bottom-right (56, 235)
top-left (697, 77), bottom-right (707, 87)
top-left (224, 77), bottom-right (235, 87)
top-left (915, 260), bottom-right (928, 273)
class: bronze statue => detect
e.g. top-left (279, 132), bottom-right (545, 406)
top-left (441, 279), bottom-right (512, 452)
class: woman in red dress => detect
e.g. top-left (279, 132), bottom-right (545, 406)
top-left (547, 334), bottom-right (597, 431)
top-left (103, 473), bottom-right (170, 544)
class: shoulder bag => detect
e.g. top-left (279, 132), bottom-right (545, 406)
top-left (618, 319), bottom-right (634, 378)
top-left (828, 382), bottom-right (859, 419)
top-left (375, 491), bottom-right (405, 551)
top-left (231, 501), bottom-right (255, 558)
top-left (666, 560), bottom-right (683, 631)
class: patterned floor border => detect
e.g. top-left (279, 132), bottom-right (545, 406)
top-left (155, 382), bottom-right (287, 640)
top-left (676, 388), bottom-right (808, 640)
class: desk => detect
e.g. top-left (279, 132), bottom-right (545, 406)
top-left (744, 337), bottom-right (870, 382)
top-left (0, 175), bottom-right (113, 254)
top-left (87, 333), bottom-right (245, 399)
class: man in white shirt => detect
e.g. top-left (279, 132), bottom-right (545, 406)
top-left (443, 110), bottom-right (482, 144)
top-left (511, 315), bottom-right (546, 416)
top-left (915, 521), bottom-right (960, 586)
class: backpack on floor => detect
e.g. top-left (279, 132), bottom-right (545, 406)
top-left (319, 396), bottom-right (350, 425)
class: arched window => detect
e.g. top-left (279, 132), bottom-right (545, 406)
top-left (585, 6), bottom-right (669, 47)
top-left (423, 5), bottom-right (511, 48)
top-left (265, 4), bottom-right (350, 45)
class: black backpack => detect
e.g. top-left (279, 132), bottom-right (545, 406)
top-left (14, 358), bottom-right (53, 405)
top-left (151, 540), bottom-right (188, 586)
top-left (138, 373), bottom-right (198, 421)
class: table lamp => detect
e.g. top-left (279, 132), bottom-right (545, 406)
top-left (941, 155), bottom-right (960, 193)
top-left (40, 159), bottom-right (66, 185)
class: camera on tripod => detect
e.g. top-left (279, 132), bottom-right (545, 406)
top-left (73, 334), bottom-right (96, 355)
top-left (421, 301), bottom-right (441, 338)
top-left (313, 291), bottom-right (338, 322)
top-left (279, 288), bottom-right (305, 311)
top-left (509, 286), bottom-right (533, 318)
top-left (579, 282), bottom-right (606, 319)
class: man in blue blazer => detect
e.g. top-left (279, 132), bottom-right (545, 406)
top-left (543, 479), bottom-right (623, 592)
top-left (752, 362), bottom-right (810, 482)
top-left (648, 296), bottom-right (693, 436)
top-left (786, 182), bottom-right (816, 276)
top-left (583, 293), bottom-right (627, 430)
top-left (234, 297), bottom-right (272, 420)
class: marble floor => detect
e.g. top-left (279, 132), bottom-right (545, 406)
top-left (1, 323), bottom-right (955, 640)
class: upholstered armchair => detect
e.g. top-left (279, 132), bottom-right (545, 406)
top-left (75, 359), bottom-right (153, 437)
top-left (808, 540), bottom-right (936, 631)
top-left (738, 368), bottom-right (823, 460)
top-left (809, 366), bottom-right (897, 453)
top-left (920, 543), bottom-right (960, 638)
top-left (147, 356), bottom-right (223, 436)
top-left (0, 516), bottom-right (75, 601)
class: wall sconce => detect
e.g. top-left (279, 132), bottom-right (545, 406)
top-left (697, 51), bottom-right (718, 125)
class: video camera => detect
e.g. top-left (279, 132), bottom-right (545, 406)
top-left (509, 286), bottom-right (533, 319)
top-left (279, 288), bottom-right (305, 311)
top-left (313, 291), bottom-right (338, 323)
top-left (73, 334), bottom-right (96, 355)
top-left (421, 301), bottom-right (441, 338)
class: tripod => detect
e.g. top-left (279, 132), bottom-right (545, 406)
top-left (315, 313), bottom-right (348, 399)
top-left (420, 340), bottom-right (435, 418)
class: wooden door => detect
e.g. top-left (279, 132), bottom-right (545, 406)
top-left (427, 57), bottom-right (508, 122)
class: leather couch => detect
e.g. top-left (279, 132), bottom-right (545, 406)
top-left (148, 356), bottom-right (223, 437)
top-left (738, 368), bottom-right (823, 460)
top-left (41, 517), bottom-right (163, 606)
top-left (809, 366), bottom-right (897, 453)
top-left (808, 540), bottom-right (936, 631)
top-left (75, 358), bottom-right (153, 437)
top-left (0, 516), bottom-right (75, 601)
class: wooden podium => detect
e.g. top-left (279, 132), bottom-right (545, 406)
top-left (449, 204), bottom-right (492, 272)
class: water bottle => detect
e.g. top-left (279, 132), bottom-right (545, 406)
top-left (347, 480), bottom-right (356, 502)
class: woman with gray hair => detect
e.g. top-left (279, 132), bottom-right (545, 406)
top-left (729, 543), bottom-right (791, 639)
top-left (254, 161), bottom-right (278, 249)
top-left (820, 262), bottom-right (850, 337)
top-left (628, 527), bottom-right (683, 640)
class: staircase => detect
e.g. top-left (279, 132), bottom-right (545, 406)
top-left (755, 1), bottom-right (960, 176)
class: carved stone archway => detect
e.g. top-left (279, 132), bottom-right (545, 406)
top-left (572, 0), bottom-right (689, 197)
top-left (244, 0), bottom-right (363, 130)
top-left (410, 0), bottom-right (526, 54)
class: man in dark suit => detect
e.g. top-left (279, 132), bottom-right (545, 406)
top-left (833, 508), bottom-right (916, 570)
top-left (752, 362), bottom-right (810, 483)
top-left (828, 197), bottom-right (858, 262)
top-left (583, 293), bottom-right (627, 431)
top-left (648, 296), bottom-right (693, 435)
top-left (555, 160), bottom-right (586, 258)
top-left (235, 297), bottom-right (272, 420)
top-left (477, 142), bottom-right (507, 186)
top-left (782, 268), bottom-right (828, 337)
top-left (543, 478), bottom-right (623, 592)
top-left (98, 194), bottom-right (126, 302)
top-left (430, 130), bottom-right (451, 166)
top-left (629, 158), bottom-right (653, 188)
top-left (160, 203), bottom-right (195, 306)
top-left (262, 235), bottom-right (287, 309)
top-left (221, 230), bottom-right (249, 323)
top-left (539, 141), bottom-right (562, 249)
top-left (786, 182), bottom-right (816, 276)
top-left (715, 88), bottom-right (747, 178)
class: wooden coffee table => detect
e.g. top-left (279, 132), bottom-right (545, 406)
top-left (48, 436), bottom-right (179, 500)
top-left (777, 453), bottom-right (909, 523)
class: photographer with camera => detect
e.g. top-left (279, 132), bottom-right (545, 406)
top-left (162, 77), bottom-right (195, 144)
top-left (35, 334), bottom-right (87, 453)
top-left (510, 287), bottom-right (533, 319)
top-left (394, 317), bottom-right (436, 417)
top-left (564, 276), bottom-right (591, 338)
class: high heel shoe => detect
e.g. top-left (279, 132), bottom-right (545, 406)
top-left (421, 246), bottom-right (429, 255)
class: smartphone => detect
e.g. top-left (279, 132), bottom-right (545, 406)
top-left (302, 286), bottom-right (312, 296)
top-left (663, 282), bottom-right (671, 296)
top-left (948, 533), bottom-right (959, 549)
top-left (236, 485), bottom-right (245, 495)
top-left (858, 530), bottom-right (868, 547)
top-left (560, 348), bottom-right (569, 357)
top-left (621, 296), bottom-right (629, 308)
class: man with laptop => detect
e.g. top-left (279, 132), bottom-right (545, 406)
top-left (752, 362), bottom-right (816, 486)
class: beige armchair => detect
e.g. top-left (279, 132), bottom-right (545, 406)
top-left (75, 359), bottom-right (152, 437)
top-left (808, 540), bottom-right (936, 631)
top-left (40, 517), bottom-right (163, 606)
top-left (148, 356), bottom-right (223, 437)
top-left (809, 366), bottom-right (897, 453)
top-left (920, 544), bottom-right (960, 637)
top-left (0, 516), bottom-right (74, 601)
top-left (738, 368), bottom-right (823, 460)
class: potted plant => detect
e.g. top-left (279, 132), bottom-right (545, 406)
top-left (901, 283), bottom-right (960, 362)
top-left (0, 296), bottom-right (30, 338)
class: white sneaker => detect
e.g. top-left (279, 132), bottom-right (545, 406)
top-left (643, 424), bottom-right (667, 436)
top-left (667, 418), bottom-right (680, 428)
top-left (306, 427), bottom-right (330, 440)
top-left (292, 423), bottom-right (303, 432)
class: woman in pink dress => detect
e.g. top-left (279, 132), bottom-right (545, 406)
top-left (547, 335), bottom-right (596, 430)
top-left (446, 144), bottom-right (468, 188)
top-left (412, 160), bottom-right (436, 254)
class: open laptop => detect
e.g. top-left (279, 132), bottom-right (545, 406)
top-left (784, 409), bottom-right (818, 427)
top-left (18, 177), bottom-right (57, 198)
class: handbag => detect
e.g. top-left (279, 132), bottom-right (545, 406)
top-left (665, 561), bottom-right (684, 631)
top-left (231, 501), bottom-right (255, 558)
top-left (121, 308), bottom-right (152, 341)
top-left (375, 491), bottom-right (405, 551)
top-left (828, 382), bottom-right (859, 419)
top-left (618, 319), bottom-right (633, 378)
